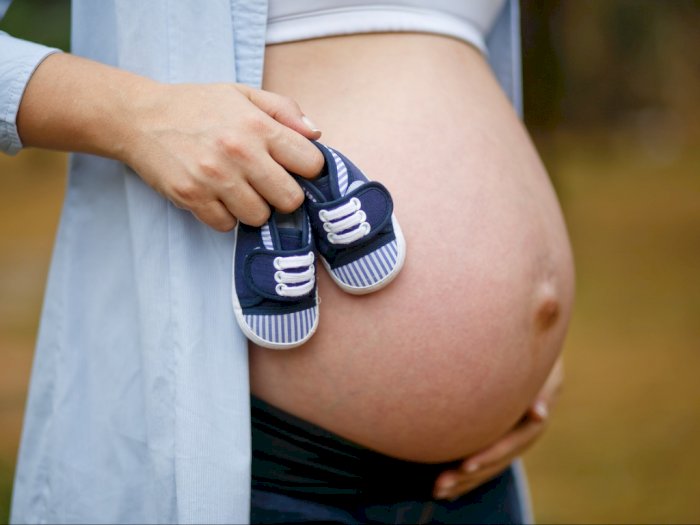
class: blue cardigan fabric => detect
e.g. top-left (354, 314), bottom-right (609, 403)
top-left (0, 1), bottom-right (521, 522)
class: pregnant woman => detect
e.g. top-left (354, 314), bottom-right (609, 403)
top-left (2, 0), bottom-right (573, 523)
top-left (250, 1), bottom-right (574, 523)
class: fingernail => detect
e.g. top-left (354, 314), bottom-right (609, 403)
top-left (442, 479), bottom-right (457, 490)
top-left (466, 462), bottom-right (479, 473)
top-left (435, 478), bottom-right (457, 499)
top-left (301, 115), bottom-right (321, 132)
top-left (435, 489), bottom-right (451, 500)
top-left (534, 401), bottom-right (549, 420)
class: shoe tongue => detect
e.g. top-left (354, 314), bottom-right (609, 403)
top-left (277, 228), bottom-right (304, 250)
top-left (312, 174), bottom-right (335, 200)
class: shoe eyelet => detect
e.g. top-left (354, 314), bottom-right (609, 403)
top-left (274, 271), bottom-right (284, 283)
top-left (273, 257), bottom-right (283, 270)
top-left (275, 283), bottom-right (286, 295)
top-left (323, 222), bottom-right (333, 232)
top-left (319, 209), bottom-right (329, 221)
top-left (350, 197), bottom-right (361, 210)
top-left (362, 222), bottom-right (371, 234)
top-left (358, 210), bottom-right (367, 222)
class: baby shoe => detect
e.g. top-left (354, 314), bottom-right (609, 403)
top-left (232, 208), bottom-right (318, 349)
top-left (296, 142), bottom-right (406, 294)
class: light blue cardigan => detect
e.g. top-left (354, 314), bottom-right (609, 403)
top-left (0, 1), bottom-right (521, 523)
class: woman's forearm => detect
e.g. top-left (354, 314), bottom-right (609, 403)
top-left (16, 52), bottom-right (155, 163)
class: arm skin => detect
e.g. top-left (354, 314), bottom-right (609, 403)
top-left (16, 52), bottom-right (325, 230)
top-left (433, 355), bottom-right (565, 500)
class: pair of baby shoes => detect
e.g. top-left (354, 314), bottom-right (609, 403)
top-left (232, 142), bottom-right (406, 349)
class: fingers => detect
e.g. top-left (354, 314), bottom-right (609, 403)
top-left (524, 356), bottom-right (563, 425)
top-left (435, 463), bottom-right (511, 500)
top-left (432, 416), bottom-right (547, 500)
top-left (463, 417), bottom-right (545, 472)
top-left (539, 356), bottom-right (565, 404)
top-left (218, 181), bottom-right (271, 227)
top-left (137, 83), bottom-right (325, 231)
top-left (190, 200), bottom-right (237, 232)
top-left (241, 87), bottom-right (325, 178)
top-left (246, 155), bottom-right (305, 213)
top-left (169, 137), bottom-right (306, 227)
top-left (267, 125), bottom-right (325, 179)
top-left (243, 86), bottom-right (322, 140)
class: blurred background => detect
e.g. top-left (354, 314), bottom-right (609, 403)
top-left (1, 0), bottom-right (698, 523)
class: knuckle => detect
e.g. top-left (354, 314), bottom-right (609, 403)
top-left (244, 112), bottom-right (272, 136)
top-left (171, 179), bottom-right (202, 203)
top-left (212, 216), bottom-right (237, 232)
top-left (281, 95), bottom-right (300, 112)
top-left (197, 158), bottom-right (226, 182)
top-left (245, 205), bottom-right (271, 227)
top-left (276, 187), bottom-right (304, 212)
top-left (217, 136), bottom-right (251, 161)
top-left (216, 135), bottom-right (237, 154)
top-left (296, 146), bottom-right (325, 178)
top-left (265, 121), bottom-right (283, 143)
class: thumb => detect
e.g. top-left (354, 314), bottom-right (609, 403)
top-left (242, 86), bottom-right (322, 139)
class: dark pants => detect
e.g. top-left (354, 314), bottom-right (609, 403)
top-left (250, 395), bottom-right (528, 524)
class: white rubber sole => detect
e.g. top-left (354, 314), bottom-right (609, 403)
top-left (231, 223), bottom-right (319, 350)
top-left (322, 214), bottom-right (407, 295)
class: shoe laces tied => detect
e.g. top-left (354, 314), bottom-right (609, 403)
top-left (273, 252), bottom-right (315, 297)
top-left (318, 197), bottom-right (371, 245)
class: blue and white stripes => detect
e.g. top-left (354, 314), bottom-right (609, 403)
top-left (261, 224), bottom-right (273, 250)
top-left (244, 307), bottom-right (318, 345)
top-left (330, 239), bottom-right (399, 288)
top-left (329, 147), bottom-right (349, 195)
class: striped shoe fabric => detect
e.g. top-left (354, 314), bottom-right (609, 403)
top-left (296, 142), bottom-right (406, 294)
top-left (243, 308), bottom-right (317, 345)
top-left (232, 208), bottom-right (319, 350)
top-left (329, 239), bottom-right (400, 289)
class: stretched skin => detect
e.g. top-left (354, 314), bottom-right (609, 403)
top-left (250, 33), bottom-right (575, 463)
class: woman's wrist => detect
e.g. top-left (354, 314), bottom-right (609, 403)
top-left (109, 75), bottom-right (165, 167)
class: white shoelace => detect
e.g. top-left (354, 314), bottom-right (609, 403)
top-left (273, 252), bottom-right (315, 297)
top-left (318, 197), bottom-right (371, 245)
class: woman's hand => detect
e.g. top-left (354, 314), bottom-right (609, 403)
top-left (18, 53), bottom-right (324, 231)
top-left (124, 82), bottom-right (324, 231)
top-left (432, 357), bottom-right (564, 500)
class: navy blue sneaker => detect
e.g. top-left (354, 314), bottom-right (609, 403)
top-left (296, 142), bottom-right (406, 294)
top-left (232, 208), bottom-right (318, 349)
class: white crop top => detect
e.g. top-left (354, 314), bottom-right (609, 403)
top-left (266, 0), bottom-right (507, 53)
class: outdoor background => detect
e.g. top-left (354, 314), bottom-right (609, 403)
top-left (1, 0), bottom-right (699, 523)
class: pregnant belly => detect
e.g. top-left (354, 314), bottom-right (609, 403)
top-left (250, 34), bottom-right (575, 462)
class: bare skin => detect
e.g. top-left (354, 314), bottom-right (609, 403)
top-left (251, 33), bottom-right (575, 492)
top-left (17, 53), bottom-right (325, 229)
top-left (435, 356), bottom-right (563, 499)
top-left (15, 38), bottom-right (573, 502)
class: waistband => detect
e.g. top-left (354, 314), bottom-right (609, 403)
top-left (251, 395), bottom-right (462, 504)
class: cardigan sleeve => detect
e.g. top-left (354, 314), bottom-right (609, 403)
top-left (0, 29), bottom-right (61, 155)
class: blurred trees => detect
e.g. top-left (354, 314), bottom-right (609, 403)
top-left (0, 0), bottom-right (70, 51)
top-left (522, 0), bottom-right (700, 135)
top-left (3, 0), bottom-right (698, 139)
